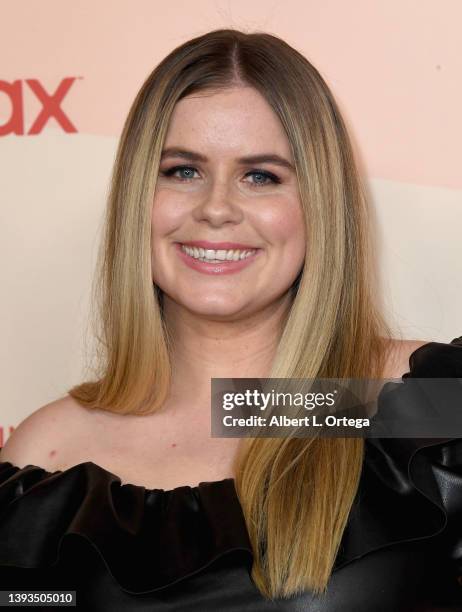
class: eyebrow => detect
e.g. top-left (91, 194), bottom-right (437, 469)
top-left (160, 147), bottom-right (295, 171)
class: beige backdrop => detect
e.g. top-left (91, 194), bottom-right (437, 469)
top-left (1, 0), bottom-right (461, 442)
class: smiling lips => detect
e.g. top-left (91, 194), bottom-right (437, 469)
top-left (175, 242), bottom-right (260, 275)
top-left (178, 240), bottom-right (259, 250)
top-left (180, 243), bottom-right (257, 262)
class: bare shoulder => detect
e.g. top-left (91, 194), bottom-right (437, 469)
top-left (382, 338), bottom-right (430, 378)
top-left (0, 395), bottom-right (88, 470)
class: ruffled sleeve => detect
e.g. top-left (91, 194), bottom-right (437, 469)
top-left (0, 460), bottom-right (253, 594)
top-left (335, 335), bottom-right (462, 602)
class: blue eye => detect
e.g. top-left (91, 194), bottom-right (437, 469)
top-left (161, 166), bottom-right (198, 181)
top-left (160, 165), bottom-right (281, 187)
top-left (245, 170), bottom-right (280, 187)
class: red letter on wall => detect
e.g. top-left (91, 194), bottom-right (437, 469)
top-left (0, 79), bottom-right (24, 135)
top-left (26, 78), bottom-right (78, 134)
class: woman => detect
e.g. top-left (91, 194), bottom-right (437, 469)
top-left (0, 29), bottom-right (461, 611)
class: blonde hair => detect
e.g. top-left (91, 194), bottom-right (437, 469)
top-left (69, 29), bottom-right (394, 599)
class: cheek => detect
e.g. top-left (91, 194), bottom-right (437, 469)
top-left (260, 201), bottom-right (306, 271)
top-left (252, 198), bottom-right (305, 247)
top-left (151, 191), bottom-right (186, 237)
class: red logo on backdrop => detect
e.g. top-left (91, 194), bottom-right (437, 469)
top-left (0, 77), bottom-right (78, 135)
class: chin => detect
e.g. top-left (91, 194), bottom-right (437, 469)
top-left (183, 300), bottom-right (248, 319)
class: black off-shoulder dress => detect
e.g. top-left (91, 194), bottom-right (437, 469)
top-left (0, 337), bottom-right (462, 611)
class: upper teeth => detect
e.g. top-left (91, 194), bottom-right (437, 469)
top-left (181, 245), bottom-right (257, 261)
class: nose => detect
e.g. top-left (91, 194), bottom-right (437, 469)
top-left (192, 179), bottom-right (243, 227)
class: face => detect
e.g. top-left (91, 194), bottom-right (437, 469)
top-left (151, 86), bottom-right (306, 320)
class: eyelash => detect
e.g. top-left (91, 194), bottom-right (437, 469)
top-left (160, 165), bottom-right (281, 187)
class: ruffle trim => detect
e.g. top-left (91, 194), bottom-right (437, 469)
top-left (0, 335), bottom-right (461, 590)
top-left (335, 334), bottom-right (462, 568)
top-left (0, 462), bottom-right (253, 594)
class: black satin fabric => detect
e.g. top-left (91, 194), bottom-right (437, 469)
top-left (1, 336), bottom-right (462, 611)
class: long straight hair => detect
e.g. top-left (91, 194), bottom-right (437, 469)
top-left (68, 29), bottom-right (394, 599)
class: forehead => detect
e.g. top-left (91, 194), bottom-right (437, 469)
top-left (163, 86), bottom-right (292, 158)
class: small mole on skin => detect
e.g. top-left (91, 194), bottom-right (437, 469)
top-left (49, 450), bottom-right (57, 458)
top-left (171, 443), bottom-right (177, 448)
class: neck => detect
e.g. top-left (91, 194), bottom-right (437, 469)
top-left (162, 293), bottom-right (292, 408)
